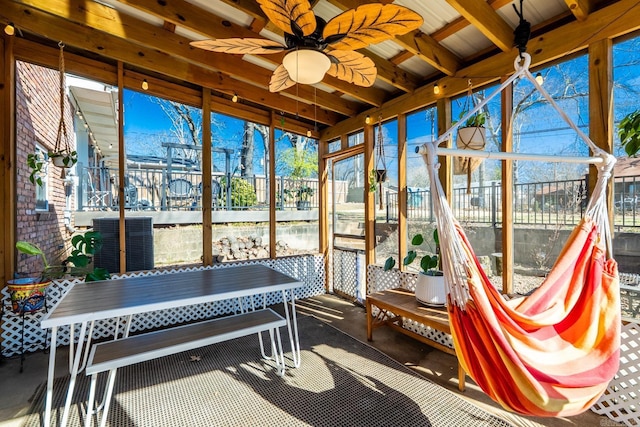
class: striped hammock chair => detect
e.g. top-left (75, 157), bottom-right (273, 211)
top-left (420, 53), bottom-right (620, 417)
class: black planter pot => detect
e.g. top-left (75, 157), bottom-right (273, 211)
top-left (296, 200), bottom-right (311, 210)
top-left (375, 169), bottom-right (387, 183)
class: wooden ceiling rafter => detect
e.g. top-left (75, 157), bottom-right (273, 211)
top-left (430, 0), bottom-right (514, 42)
top-left (564, 0), bottom-right (593, 21)
top-left (444, 0), bottom-right (515, 52)
top-left (2, 1), bottom-right (341, 126)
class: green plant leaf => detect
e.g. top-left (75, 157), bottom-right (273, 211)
top-left (410, 234), bottom-right (423, 246)
top-left (383, 257), bottom-right (396, 271)
top-left (85, 268), bottom-right (111, 282)
top-left (420, 255), bottom-right (438, 273)
top-left (403, 250), bottom-right (417, 265)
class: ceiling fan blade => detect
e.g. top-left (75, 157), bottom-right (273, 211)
top-left (190, 38), bottom-right (286, 54)
top-left (258, 0), bottom-right (316, 37)
top-left (326, 51), bottom-right (376, 88)
top-left (323, 4), bottom-right (423, 51)
top-left (269, 65), bottom-right (296, 92)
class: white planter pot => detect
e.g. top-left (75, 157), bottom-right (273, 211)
top-left (456, 126), bottom-right (486, 149)
top-left (415, 272), bottom-right (447, 307)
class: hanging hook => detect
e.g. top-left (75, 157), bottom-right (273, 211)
top-left (512, 0), bottom-right (530, 58)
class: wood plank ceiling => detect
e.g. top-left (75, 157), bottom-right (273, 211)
top-left (0, 0), bottom-right (635, 137)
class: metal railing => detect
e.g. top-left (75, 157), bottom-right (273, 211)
top-left (387, 175), bottom-right (640, 227)
top-left (79, 166), bottom-right (320, 211)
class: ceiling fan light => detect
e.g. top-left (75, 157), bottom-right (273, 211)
top-left (282, 50), bottom-right (331, 85)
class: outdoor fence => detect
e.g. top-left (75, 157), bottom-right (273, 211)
top-left (387, 175), bottom-right (640, 228)
top-left (79, 166), bottom-right (340, 212)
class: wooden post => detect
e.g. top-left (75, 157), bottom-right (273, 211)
top-left (501, 77), bottom-right (514, 295)
top-left (437, 98), bottom-right (452, 201)
top-left (1, 34), bottom-right (16, 284)
top-left (588, 39), bottom-right (614, 232)
top-left (202, 88), bottom-right (212, 265)
top-left (364, 121), bottom-right (376, 269)
top-left (117, 62), bottom-right (126, 274)
top-left (269, 112), bottom-right (276, 259)
top-left (397, 113), bottom-right (408, 271)
top-left (318, 135), bottom-right (330, 292)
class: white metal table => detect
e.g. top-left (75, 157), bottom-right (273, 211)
top-left (40, 264), bottom-right (303, 427)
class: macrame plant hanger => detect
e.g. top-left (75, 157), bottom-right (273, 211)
top-left (454, 80), bottom-right (486, 193)
top-left (375, 115), bottom-right (387, 210)
top-left (52, 42), bottom-right (75, 175)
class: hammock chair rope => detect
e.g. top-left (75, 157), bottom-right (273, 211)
top-left (420, 52), bottom-right (620, 417)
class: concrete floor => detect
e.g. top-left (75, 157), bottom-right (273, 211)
top-left (0, 293), bottom-right (614, 426)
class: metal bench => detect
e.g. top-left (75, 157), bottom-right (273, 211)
top-left (84, 308), bottom-right (287, 427)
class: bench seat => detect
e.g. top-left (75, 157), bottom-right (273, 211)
top-left (85, 308), bottom-right (287, 427)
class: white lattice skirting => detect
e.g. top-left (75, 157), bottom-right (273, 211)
top-left (1, 255), bottom-right (326, 358)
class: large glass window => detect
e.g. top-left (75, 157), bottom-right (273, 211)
top-left (275, 129), bottom-right (319, 254)
top-left (373, 118), bottom-right (398, 266)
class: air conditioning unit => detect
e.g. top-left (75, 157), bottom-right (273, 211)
top-left (93, 217), bottom-right (154, 273)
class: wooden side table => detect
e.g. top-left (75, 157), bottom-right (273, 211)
top-left (366, 287), bottom-right (466, 391)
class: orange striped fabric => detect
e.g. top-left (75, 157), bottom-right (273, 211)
top-left (448, 218), bottom-right (620, 417)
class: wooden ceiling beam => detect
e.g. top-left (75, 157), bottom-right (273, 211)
top-left (2, 1), bottom-right (340, 125)
top-left (214, 0), bottom-right (417, 94)
top-left (322, 0), bottom-right (640, 140)
top-left (14, 0), bottom-right (358, 118)
top-left (444, 0), bottom-right (515, 52)
top-left (431, 0), bottom-right (513, 42)
top-left (328, 0), bottom-right (461, 76)
top-left (564, 0), bottom-right (593, 21)
top-left (110, 0), bottom-right (382, 108)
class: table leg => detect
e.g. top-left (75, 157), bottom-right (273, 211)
top-left (282, 289), bottom-right (301, 368)
top-left (366, 300), bottom-right (373, 341)
top-left (60, 321), bottom-right (89, 427)
top-left (44, 326), bottom-right (58, 427)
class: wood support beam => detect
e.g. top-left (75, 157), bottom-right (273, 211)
top-left (431, 0), bottom-right (513, 42)
top-left (318, 135), bottom-right (329, 291)
top-left (588, 38), bottom-right (614, 233)
top-left (364, 122), bottom-right (376, 269)
top-left (445, 0), bottom-right (514, 52)
top-left (202, 88), bottom-right (213, 266)
top-left (117, 62), bottom-right (126, 274)
top-left (269, 112), bottom-right (277, 259)
top-left (437, 98), bottom-right (452, 201)
top-left (565, 0), bottom-right (592, 21)
top-left (397, 113), bottom-right (408, 272)
top-left (500, 77), bottom-right (513, 295)
top-left (1, 34), bottom-right (16, 283)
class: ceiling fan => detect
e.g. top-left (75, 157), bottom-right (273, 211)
top-left (190, 0), bottom-right (423, 92)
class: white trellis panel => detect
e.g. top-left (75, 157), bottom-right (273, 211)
top-left (592, 320), bottom-right (640, 426)
top-left (367, 264), bottom-right (454, 349)
top-left (1, 256), bottom-right (325, 357)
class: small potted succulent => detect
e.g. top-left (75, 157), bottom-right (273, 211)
top-left (384, 229), bottom-right (446, 306)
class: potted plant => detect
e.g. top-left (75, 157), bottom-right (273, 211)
top-left (384, 229), bottom-right (447, 306)
top-left (7, 242), bottom-right (62, 314)
top-left (65, 231), bottom-right (110, 281)
top-left (456, 111), bottom-right (487, 150)
top-left (294, 185), bottom-right (314, 210)
top-left (48, 149), bottom-right (78, 168)
top-left (618, 110), bottom-right (640, 157)
top-left (27, 152), bottom-right (47, 186)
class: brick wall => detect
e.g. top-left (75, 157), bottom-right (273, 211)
top-left (15, 61), bottom-right (76, 275)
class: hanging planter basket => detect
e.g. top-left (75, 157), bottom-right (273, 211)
top-left (375, 169), bottom-right (387, 183)
top-left (50, 150), bottom-right (78, 168)
top-left (454, 126), bottom-right (486, 175)
top-left (50, 42), bottom-right (77, 171)
top-left (6, 277), bottom-right (51, 314)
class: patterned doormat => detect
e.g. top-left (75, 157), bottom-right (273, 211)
top-left (22, 316), bottom-right (514, 427)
